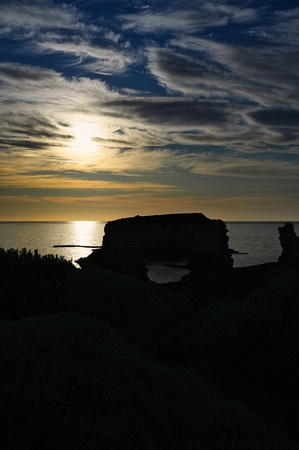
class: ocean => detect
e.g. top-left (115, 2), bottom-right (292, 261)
top-left (1, 221), bottom-right (298, 283)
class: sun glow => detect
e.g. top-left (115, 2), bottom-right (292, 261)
top-left (72, 122), bottom-right (99, 156)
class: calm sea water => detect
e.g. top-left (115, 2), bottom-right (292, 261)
top-left (0, 221), bottom-right (105, 262)
top-left (1, 221), bottom-right (298, 282)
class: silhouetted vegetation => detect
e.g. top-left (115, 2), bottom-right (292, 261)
top-left (0, 248), bottom-right (299, 448)
top-left (0, 248), bottom-right (75, 320)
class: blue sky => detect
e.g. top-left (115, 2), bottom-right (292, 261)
top-left (0, 0), bottom-right (298, 220)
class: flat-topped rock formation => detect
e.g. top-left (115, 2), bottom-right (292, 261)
top-left (278, 222), bottom-right (299, 267)
top-left (102, 213), bottom-right (233, 270)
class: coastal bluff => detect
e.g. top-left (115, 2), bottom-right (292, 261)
top-left (102, 213), bottom-right (233, 270)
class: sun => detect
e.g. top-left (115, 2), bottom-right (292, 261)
top-left (72, 123), bottom-right (98, 156)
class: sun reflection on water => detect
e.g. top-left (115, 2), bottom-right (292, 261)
top-left (70, 221), bottom-right (103, 247)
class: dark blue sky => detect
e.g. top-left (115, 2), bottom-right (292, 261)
top-left (0, 0), bottom-right (298, 220)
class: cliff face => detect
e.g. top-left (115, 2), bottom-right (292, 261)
top-left (102, 213), bottom-right (233, 270)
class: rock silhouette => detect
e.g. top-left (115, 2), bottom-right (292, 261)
top-left (278, 222), bottom-right (299, 266)
top-left (102, 213), bottom-right (233, 269)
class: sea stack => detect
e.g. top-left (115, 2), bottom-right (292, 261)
top-left (102, 213), bottom-right (233, 270)
top-left (278, 222), bottom-right (299, 267)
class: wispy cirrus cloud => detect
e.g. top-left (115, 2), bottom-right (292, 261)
top-left (32, 39), bottom-right (136, 75)
top-left (148, 37), bottom-right (299, 108)
top-left (0, 62), bottom-right (118, 111)
top-left (1, 58), bottom-right (298, 163)
top-left (0, 0), bottom-right (92, 35)
top-left (0, 0), bottom-right (134, 76)
top-left (248, 7), bottom-right (299, 45)
top-left (120, 0), bottom-right (258, 33)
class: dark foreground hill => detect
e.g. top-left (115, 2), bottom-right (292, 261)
top-left (0, 248), bottom-right (299, 449)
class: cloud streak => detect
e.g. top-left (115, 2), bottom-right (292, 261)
top-left (120, 1), bottom-right (258, 33)
top-left (0, 0), bottom-right (91, 34)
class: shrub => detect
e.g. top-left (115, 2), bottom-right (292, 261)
top-left (0, 248), bottom-right (75, 319)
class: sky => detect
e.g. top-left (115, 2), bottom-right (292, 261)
top-left (0, 0), bottom-right (299, 221)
